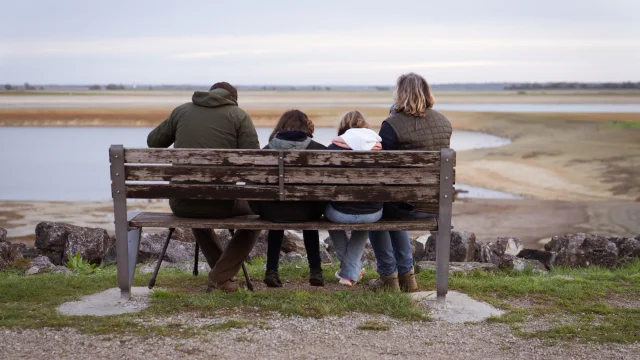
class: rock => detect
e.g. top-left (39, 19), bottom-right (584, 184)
top-left (610, 237), bottom-right (640, 263)
top-left (65, 226), bottom-right (111, 264)
top-left (35, 222), bottom-right (70, 264)
top-left (282, 230), bottom-right (302, 253)
top-left (415, 261), bottom-right (498, 274)
top-left (137, 232), bottom-right (195, 264)
top-left (248, 234), bottom-right (269, 261)
top-left (102, 236), bottom-right (117, 265)
top-left (411, 238), bottom-right (426, 262)
top-left (635, 234), bottom-right (640, 241)
top-left (490, 237), bottom-right (524, 257)
top-left (0, 242), bottom-right (24, 269)
top-left (0, 228), bottom-right (6, 242)
top-left (580, 235), bottom-right (619, 268)
top-left (544, 233), bottom-right (585, 252)
top-left (474, 242), bottom-right (499, 264)
top-left (425, 231), bottom-right (476, 262)
top-left (323, 236), bottom-right (335, 254)
top-left (517, 249), bottom-right (555, 268)
top-left (171, 228), bottom-right (196, 243)
top-left (24, 255), bottom-right (71, 275)
top-left (499, 255), bottom-right (548, 272)
top-left (35, 222), bottom-right (111, 265)
top-left (319, 247), bottom-right (334, 264)
top-left (280, 252), bottom-right (305, 264)
top-left (551, 233), bottom-right (619, 268)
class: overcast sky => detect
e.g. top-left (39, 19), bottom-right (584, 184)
top-left (1, 0), bottom-right (639, 85)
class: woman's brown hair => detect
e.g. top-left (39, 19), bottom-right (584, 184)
top-left (269, 109), bottom-right (315, 141)
top-left (337, 110), bottom-right (370, 136)
top-left (393, 73), bottom-right (435, 117)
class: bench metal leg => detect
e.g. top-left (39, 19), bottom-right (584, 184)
top-left (193, 241), bottom-right (199, 276)
top-left (149, 228), bottom-right (175, 289)
top-left (436, 148), bottom-right (455, 303)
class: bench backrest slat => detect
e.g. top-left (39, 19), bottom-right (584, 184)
top-left (123, 149), bottom-right (448, 167)
top-left (114, 148), bottom-right (455, 203)
top-left (125, 165), bottom-right (441, 186)
top-left (125, 184), bottom-right (439, 202)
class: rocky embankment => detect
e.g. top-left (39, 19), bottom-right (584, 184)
top-left (1, 223), bottom-right (639, 275)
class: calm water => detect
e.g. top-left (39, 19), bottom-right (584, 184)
top-left (2, 102), bottom-right (640, 113)
top-left (0, 127), bottom-right (515, 201)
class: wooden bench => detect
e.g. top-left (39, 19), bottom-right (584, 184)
top-left (109, 146), bottom-right (455, 301)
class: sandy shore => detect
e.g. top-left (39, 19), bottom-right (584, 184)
top-left (1, 91), bottom-right (638, 247)
top-left (2, 199), bottom-right (638, 249)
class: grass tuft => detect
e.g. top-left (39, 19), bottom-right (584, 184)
top-left (357, 320), bottom-right (391, 331)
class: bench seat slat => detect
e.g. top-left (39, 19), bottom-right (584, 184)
top-left (124, 184), bottom-right (438, 202)
top-left (128, 212), bottom-right (438, 231)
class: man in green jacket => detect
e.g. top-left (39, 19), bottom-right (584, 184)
top-left (147, 82), bottom-right (260, 292)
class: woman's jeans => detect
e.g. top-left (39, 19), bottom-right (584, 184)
top-left (369, 231), bottom-right (413, 276)
top-left (325, 205), bottom-right (383, 281)
top-left (266, 230), bottom-right (321, 271)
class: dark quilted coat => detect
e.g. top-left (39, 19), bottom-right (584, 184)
top-left (381, 109), bottom-right (452, 213)
top-left (383, 109), bottom-right (452, 151)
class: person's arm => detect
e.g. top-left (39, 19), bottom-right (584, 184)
top-left (235, 109), bottom-right (260, 149)
top-left (379, 121), bottom-right (399, 150)
top-left (147, 109), bottom-right (179, 148)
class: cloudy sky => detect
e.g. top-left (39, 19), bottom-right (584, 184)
top-left (1, 0), bottom-right (638, 85)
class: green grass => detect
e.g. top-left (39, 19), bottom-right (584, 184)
top-left (606, 120), bottom-right (640, 129)
top-left (1, 259), bottom-right (639, 343)
top-left (357, 320), bottom-right (391, 331)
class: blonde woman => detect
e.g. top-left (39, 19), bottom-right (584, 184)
top-left (326, 111), bottom-right (382, 286)
top-left (369, 73), bottom-right (452, 292)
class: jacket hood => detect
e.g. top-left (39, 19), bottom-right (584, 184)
top-left (268, 137), bottom-right (312, 150)
top-left (337, 128), bottom-right (382, 151)
top-left (192, 88), bottom-right (238, 108)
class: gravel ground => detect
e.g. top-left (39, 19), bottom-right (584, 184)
top-left (1, 313), bottom-right (638, 360)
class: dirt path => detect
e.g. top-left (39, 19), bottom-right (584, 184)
top-left (1, 313), bottom-right (638, 360)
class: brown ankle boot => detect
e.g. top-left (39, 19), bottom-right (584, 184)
top-left (215, 280), bottom-right (240, 293)
top-left (368, 273), bottom-right (400, 291)
top-left (398, 268), bottom-right (418, 292)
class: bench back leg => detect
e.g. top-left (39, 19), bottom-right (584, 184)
top-left (436, 148), bottom-right (455, 303)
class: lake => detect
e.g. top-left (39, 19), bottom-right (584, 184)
top-left (0, 127), bottom-right (515, 201)
top-left (2, 101), bottom-right (640, 113)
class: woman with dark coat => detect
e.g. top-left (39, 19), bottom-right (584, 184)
top-left (369, 73), bottom-right (452, 292)
top-left (252, 109), bottom-right (326, 287)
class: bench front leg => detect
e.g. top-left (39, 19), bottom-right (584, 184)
top-left (436, 148), bottom-right (455, 303)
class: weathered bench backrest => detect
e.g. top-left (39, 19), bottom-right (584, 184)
top-left (109, 147), bottom-right (455, 203)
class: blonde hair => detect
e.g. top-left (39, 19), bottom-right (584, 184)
top-left (337, 110), bottom-right (370, 135)
top-left (393, 73), bottom-right (435, 117)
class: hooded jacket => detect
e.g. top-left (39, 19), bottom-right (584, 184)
top-left (252, 131), bottom-right (326, 223)
top-left (147, 88), bottom-right (260, 218)
top-left (327, 128), bottom-right (384, 215)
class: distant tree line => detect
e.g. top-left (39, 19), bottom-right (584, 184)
top-left (505, 82), bottom-right (640, 90)
top-left (3, 83), bottom-right (45, 90)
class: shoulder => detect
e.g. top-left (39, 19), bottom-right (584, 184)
top-left (307, 140), bottom-right (327, 149)
top-left (425, 109), bottom-right (451, 127)
top-left (229, 106), bottom-right (250, 120)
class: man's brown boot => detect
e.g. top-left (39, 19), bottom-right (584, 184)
top-left (368, 272), bottom-right (400, 291)
top-left (398, 268), bottom-right (418, 292)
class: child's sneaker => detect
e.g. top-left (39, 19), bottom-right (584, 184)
top-left (338, 277), bottom-right (355, 287)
